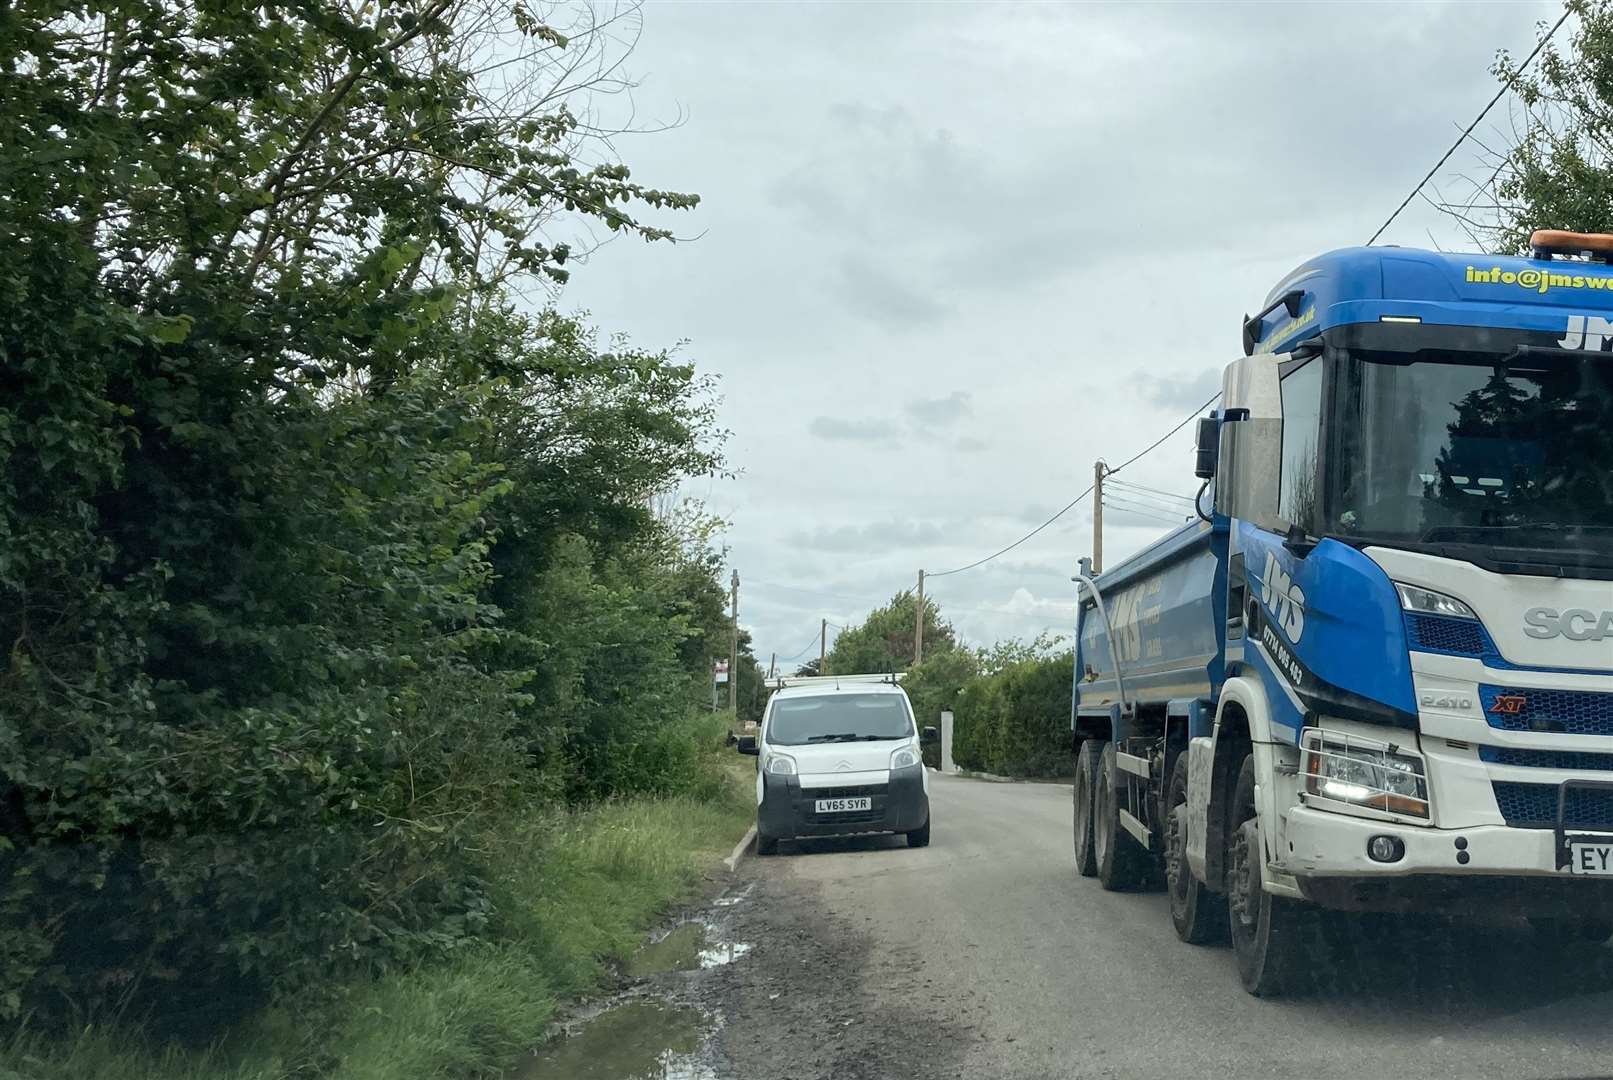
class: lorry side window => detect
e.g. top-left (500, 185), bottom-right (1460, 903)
top-left (1279, 357), bottom-right (1323, 531)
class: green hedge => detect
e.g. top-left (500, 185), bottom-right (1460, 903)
top-left (952, 651), bottom-right (1074, 777)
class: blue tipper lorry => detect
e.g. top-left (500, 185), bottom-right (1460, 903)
top-left (1071, 231), bottom-right (1613, 995)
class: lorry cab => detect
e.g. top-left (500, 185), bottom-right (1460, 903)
top-left (737, 675), bottom-right (936, 855)
top-left (1073, 230), bottom-right (1613, 996)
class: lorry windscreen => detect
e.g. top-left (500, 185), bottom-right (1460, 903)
top-left (767, 693), bottom-right (914, 745)
top-left (1326, 346), bottom-right (1613, 561)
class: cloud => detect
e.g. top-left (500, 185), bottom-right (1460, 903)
top-left (905, 391), bottom-right (972, 427)
top-left (789, 519), bottom-right (949, 553)
top-left (1145, 368), bottom-right (1224, 411)
top-left (955, 435), bottom-right (988, 453)
top-left (831, 255), bottom-right (945, 329)
top-left (808, 416), bottom-right (901, 444)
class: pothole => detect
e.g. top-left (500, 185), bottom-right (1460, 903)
top-left (517, 1001), bottom-right (715, 1080)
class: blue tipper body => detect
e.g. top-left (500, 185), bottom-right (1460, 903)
top-left (1073, 243), bottom-right (1613, 746)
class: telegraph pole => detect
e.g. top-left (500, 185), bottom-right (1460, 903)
top-left (914, 569), bottom-right (925, 667)
top-left (820, 618), bottom-right (827, 675)
top-left (1093, 460), bottom-right (1107, 575)
top-left (768, 652), bottom-right (776, 680)
top-left (729, 570), bottom-right (739, 713)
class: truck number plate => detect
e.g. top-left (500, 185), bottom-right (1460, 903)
top-left (815, 797), bottom-right (872, 813)
top-left (1569, 842), bottom-right (1613, 876)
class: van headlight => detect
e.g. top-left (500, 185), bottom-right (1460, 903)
top-left (1300, 728), bottom-right (1429, 820)
top-left (764, 752), bottom-right (797, 776)
top-left (890, 746), bottom-right (921, 770)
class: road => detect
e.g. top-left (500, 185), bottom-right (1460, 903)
top-left (710, 771), bottom-right (1613, 1080)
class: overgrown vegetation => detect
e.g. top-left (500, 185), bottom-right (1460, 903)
top-left (950, 638), bottom-right (1073, 778)
top-left (3, 741), bottom-right (752, 1079)
top-left (0, 0), bottom-right (740, 1058)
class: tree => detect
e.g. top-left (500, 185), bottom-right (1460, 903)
top-left (1442, 1), bottom-right (1613, 249)
top-left (824, 590), bottom-right (957, 675)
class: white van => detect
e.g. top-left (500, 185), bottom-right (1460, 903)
top-left (736, 675), bottom-right (937, 855)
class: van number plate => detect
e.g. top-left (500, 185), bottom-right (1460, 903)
top-left (815, 797), bottom-right (872, 813)
top-left (1569, 842), bottom-right (1613, 876)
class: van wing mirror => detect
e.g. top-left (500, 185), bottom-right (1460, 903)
top-left (736, 735), bottom-right (759, 755)
top-left (921, 725), bottom-right (939, 745)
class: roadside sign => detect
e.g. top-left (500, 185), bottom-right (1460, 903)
top-left (713, 660), bottom-right (729, 685)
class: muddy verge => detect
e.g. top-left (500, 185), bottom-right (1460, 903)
top-left (699, 861), bottom-right (974, 1080)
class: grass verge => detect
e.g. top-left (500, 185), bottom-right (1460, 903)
top-left (1, 762), bottom-right (753, 1080)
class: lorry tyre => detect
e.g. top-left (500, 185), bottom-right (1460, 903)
top-left (1073, 739), bottom-right (1102, 877)
top-left (1095, 742), bottom-right (1149, 891)
top-left (756, 832), bottom-right (779, 856)
top-left (1529, 916), bottom-right (1613, 947)
top-left (1166, 753), bottom-right (1225, 944)
top-left (1227, 755), bottom-right (1309, 995)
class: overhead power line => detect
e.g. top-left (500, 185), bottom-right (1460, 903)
top-left (927, 389), bottom-right (1221, 578)
top-left (1365, 4), bottom-right (1572, 247)
top-left (778, 630), bottom-right (821, 664)
top-left (1104, 477), bottom-right (1195, 504)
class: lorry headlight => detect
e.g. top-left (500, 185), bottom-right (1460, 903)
top-left (1394, 582), bottom-right (1477, 620)
top-left (1300, 729), bottom-right (1429, 819)
top-left (890, 746), bottom-right (921, 770)
top-left (764, 752), bottom-right (797, 776)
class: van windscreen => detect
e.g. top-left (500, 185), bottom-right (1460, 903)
top-left (767, 694), bottom-right (913, 745)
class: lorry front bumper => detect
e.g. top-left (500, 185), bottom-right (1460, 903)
top-left (1285, 805), bottom-right (1613, 917)
top-left (759, 764), bottom-right (928, 841)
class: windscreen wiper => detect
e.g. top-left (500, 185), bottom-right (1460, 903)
top-left (805, 733), bottom-right (861, 742)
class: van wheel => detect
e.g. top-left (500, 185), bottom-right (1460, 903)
top-left (1094, 742), bottom-right (1150, 891)
top-left (756, 832), bottom-right (779, 856)
top-left (907, 818), bottom-right (931, 848)
top-left (1226, 754), bottom-right (1309, 995)
top-left (1166, 753), bottom-right (1225, 944)
top-left (1073, 740), bottom-right (1102, 877)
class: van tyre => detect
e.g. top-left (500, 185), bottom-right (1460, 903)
top-left (1073, 739), bottom-right (1102, 877)
top-left (907, 817), bottom-right (931, 848)
top-left (1226, 754), bottom-right (1310, 995)
top-left (1094, 742), bottom-right (1150, 891)
top-left (756, 832), bottom-right (779, 856)
top-left (1165, 753), bottom-right (1225, 944)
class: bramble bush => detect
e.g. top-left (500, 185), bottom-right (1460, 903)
top-left (0, 0), bottom-right (730, 1035)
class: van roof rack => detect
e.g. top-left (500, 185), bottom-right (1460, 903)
top-left (763, 672), bottom-right (904, 690)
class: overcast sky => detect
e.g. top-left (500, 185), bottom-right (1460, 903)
top-left (557, 0), bottom-right (1559, 668)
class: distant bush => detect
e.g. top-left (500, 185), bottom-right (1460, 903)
top-left (951, 645), bottom-right (1073, 778)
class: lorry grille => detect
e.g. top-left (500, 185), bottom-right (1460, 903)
top-left (1405, 613), bottom-right (1488, 656)
top-left (1491, 781), bottom-right (1613, 830)
top-left (1479, 746), bottom-right (1613, 772)
top-left (1480, 685), bottom-right (1613, 737)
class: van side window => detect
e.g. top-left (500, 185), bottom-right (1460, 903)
top-left (1279, 357), bottom-right (1323, 530)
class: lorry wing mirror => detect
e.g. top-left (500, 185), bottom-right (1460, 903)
top-left (736, 735), bottom-right (759, 755)
top-left (1194, 416), bottom-right (1219, 479)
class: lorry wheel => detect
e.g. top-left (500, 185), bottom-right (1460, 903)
top-left (1095, 742), bottom-right (1149, 891)
top-left (1226, 755), bottom-right (1309, 995)
top-left (1529, 916), bottom-right (1613, 947)
top-left (1073, 739), bottom-right (1102, 877)
top-left (756, 831), bottom-right (779, 856)
top-left (1166, 754), bottom-right (1225, 944)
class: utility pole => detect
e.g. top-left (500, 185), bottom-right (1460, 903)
top-left (729, 570), bottom-right (739, 714)
top-left (1093, 460), bottom-right (1107, 575)
top-left (914, 569), bottom-right (925, 667)
top-left (768, 652), bottom-right (776, 680)
top-left (820, 618), bottom-right (827, 675)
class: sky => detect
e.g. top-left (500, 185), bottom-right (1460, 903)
top-left (554, 0), bottom-right (1561, 668)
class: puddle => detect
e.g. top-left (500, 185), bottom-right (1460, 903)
top-left (712, 883), bottom-right (754, 907)
top-left (518, 1002), bottom-right (715, 1080)
top-left (625, 921), bottom-right (750, 976)
top-left (698, 938), bottom-right (751, 968)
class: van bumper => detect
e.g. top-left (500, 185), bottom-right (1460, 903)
top-left (759, 764), bottom-right (928, 841)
